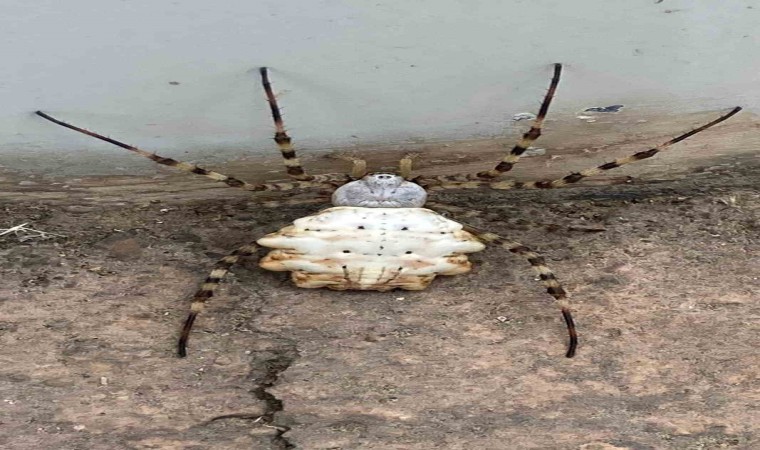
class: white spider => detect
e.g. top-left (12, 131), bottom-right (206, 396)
top-left (35, 64), bottom-right (741, 359)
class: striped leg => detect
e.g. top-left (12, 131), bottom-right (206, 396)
top-left (178, 243), bottom-right (261, 357)
top-left (425, 201), bottom-right (606, 232)
top-left (426, 201), bottom-right (576, 356)
top-left (259, 67), bottom-right (311, 180)
top-left (466, 224), bottom-right (577, 358)
top-left (35, 111), bottom-right (350, 192)
top-left (259, 196), bottom-right (331, 208)
top-left (478, 63), bottom-right (562, 179)
top-left (420, 64), bottom-right (562, 184)
top-left (420, 107), bottom-right (742, 191)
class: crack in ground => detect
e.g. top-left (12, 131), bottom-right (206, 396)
top-left (248, 344), bottom-right (299, 449)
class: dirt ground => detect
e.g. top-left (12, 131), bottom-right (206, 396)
top-left (1, 152), bottom-right (759, 449)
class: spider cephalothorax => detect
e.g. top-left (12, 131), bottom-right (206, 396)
top-left (36, 64), bottom-right (741, 360)
top-left (332, 173), bottom-right (427, 207)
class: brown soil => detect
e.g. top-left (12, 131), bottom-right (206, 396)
top-left (1, 159), bottom-right (758, 449)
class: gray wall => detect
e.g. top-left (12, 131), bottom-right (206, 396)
top-left (2, 0), bottom-right (758, 174)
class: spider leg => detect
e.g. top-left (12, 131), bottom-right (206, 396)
top-left (259, 67), bottom-right (312, 181)
top-left (420, 64), bottom-right (562, 183)
top-left (259, 196), bottom-right (332, 208)
top-left (427, 202), bottom-right (576, 356)
top-left (424, 201), bottom-right (606, 233)
top-left (329, 153), bottom-right (368, 179)
top-left (178, 242), bottom-right (261, 357)
top-left (399, 153), bottom-right (420, 180)
top-left (478, 63), bottom-right (562, 179)
top-left (470, 224), bottom-right (577, 357)
top-left (422, 201), bottom-right (479, 217)
top-left (419, 107), bottom-right (742, 191)
top-left (349, 158), bottom-right (368, 179)
top-left (36, 111), bottom-right (350, 192)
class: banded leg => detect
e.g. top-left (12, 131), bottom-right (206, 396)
top-left (36, 111), bottom-right (350, 192)
top-left (178, 243), bottom-right (261, 357)
top-left (259, 196), bottom-right (331, 208)
top-left (478, 63), bottom-right (561, 178)
top-left (425, 201), bottom-right (606, 232)
top-left (419, 106), bottom-right (742, 191)
top-left (466, 224), bottom-right (577, 358)
top-left (260, 67), bottom-right (311, 180)
top-left (423, 63), bottom-right (562, 183)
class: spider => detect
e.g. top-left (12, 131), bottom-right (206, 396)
top-left (36, 64), bottom-right (741, 359)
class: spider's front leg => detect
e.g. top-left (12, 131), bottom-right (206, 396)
top-left (418, 63), bottom-right (562, 184)
top-left (477, 63), bottom-right (562, 179)
top-left (420, 106), bottom-right (742, 191)
top-left (259, 67), bottom-right (313, 181)
top-left (35, 111), bottom-right (351, 191)
top-left (259, 67), bottom-right (371, 182)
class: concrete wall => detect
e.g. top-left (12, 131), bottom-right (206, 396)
top-left (2, 0), bottom-right (758, 175)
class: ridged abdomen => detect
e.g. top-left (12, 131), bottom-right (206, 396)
top-left (257, 207), bottom-right (485, 291)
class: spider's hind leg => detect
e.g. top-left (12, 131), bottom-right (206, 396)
top-left (178, 242), bottom-right (261, 357)
top-left (470, 225), bottom-right (577, 357)
top-left (427, 200), bottom-right (578, 357)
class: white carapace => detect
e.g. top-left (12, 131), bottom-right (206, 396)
top-left (257, 174), bottom-right (485, 291)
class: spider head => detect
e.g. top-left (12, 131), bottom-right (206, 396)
top-left (331, 173), bottom-right (427, 208)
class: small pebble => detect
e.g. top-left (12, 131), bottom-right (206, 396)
top-left (512, 112), bottom-right (536, 121)
top-left (214, 356), bottom-right (232, 366)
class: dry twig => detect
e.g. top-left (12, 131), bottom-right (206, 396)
top-left (0, 223), bottom-right (66, 242)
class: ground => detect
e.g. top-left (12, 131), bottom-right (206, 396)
top-left (1, 144), bottom-right (758, 449)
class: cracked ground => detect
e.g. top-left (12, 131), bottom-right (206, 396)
top-left (0, 158), bottom-right (758, 449)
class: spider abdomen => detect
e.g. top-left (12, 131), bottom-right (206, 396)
top-left (257, 207), bottom-right (485, 291)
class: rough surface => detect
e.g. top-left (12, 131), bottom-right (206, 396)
top-left (0, 160), bottom-right (758, 449)
top-left (258, 207), bottom-right (485, 291)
